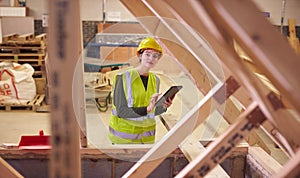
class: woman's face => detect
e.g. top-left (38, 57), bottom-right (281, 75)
top-left (140, 49), bottom-right (161, 68)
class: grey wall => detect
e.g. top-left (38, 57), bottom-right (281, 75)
top-left (1, 0), bottom-right (299, 25)
top-left (1, 0), bottom-right (299, 45)
top-left (0, 0), bottom-right (135, 21)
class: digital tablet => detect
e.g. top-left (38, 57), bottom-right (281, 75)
top-left (156, 85), bottom-right (183, 106)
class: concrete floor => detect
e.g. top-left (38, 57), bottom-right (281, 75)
top-left (0, 72), bottom-right (197, 147)
top-left (0, 111), bottom-right (50, 145)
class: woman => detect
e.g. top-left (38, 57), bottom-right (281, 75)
top-left (108, 37), bottom-right (172, 144)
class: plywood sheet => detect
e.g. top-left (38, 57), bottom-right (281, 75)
top-left (0, 16), bottom-right (34, 36)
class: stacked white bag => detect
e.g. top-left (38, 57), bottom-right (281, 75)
top-left (0, 62), bottom-right (36, 104)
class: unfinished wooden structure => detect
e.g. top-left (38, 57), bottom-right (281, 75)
top-left (1, 0), bottom-right (300, 177)
top-left (118, 0), bottom-right (300, 177)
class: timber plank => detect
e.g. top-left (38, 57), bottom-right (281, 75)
top-left (247, 147), bottom-right (282, 177)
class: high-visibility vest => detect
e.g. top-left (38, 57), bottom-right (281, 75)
top-left (109, 69), bottom-right (160, 144)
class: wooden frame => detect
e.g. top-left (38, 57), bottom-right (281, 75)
top-left (119, 0), bottom-right (300, 177)
top-left (119, 0), bottom-right (254, 177)
top-left (44, 0), bottom-right (300, 177)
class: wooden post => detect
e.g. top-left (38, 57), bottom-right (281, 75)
top-left (48, 0), bottom-right (83, 177)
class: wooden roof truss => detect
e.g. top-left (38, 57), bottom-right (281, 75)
top-left (118, 0), bottom-right (300, 177)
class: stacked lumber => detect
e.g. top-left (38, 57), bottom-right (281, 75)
top-left (0, 33), bottom-right (47, 78)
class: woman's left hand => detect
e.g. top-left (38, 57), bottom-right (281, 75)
top-left (162, 97), bottom-right (173, 109)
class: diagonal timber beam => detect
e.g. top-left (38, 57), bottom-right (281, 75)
top-left (204, 0), bottom-right (300, 113)
top-left (0, 157), bottom-right (24, 178)
top-left (176, 103), bottom-right (266, 177)
top-left (164, 0), bottom-right (300, 153)
top-left (233, 87), bottom-right (295, 156)
top-left (234, 87), bottom-right (296, 156)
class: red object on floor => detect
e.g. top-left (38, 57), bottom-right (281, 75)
top-left (18, 130), bottom-right (51, 149)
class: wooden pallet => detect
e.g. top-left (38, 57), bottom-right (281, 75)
top-left (0, 49), bottom-right (46, 58)
top-left (0, 40), bottom-right (46, 48)
top-left (0, 61), bottom-right (45, 78)
top-left (0, 103), bottom-right (32, 111)
top-left (31, 94), bottom-right (48, 112)
top-left (35, 33), bottom-right (47, 42)
top-left (1, 33), bottom-right (19, 43)
top-left (1, 33), bottom-right (47, 49)
top-left (0, 34), bottom-right (48, 78)
top-left (0, 94), bottom-right (45, 112)
top-left (0, 54), bottom-right (46, 65)
top-left (0, 47), bottom-right (46, 55)
top-left (15, 33), bottom-right (35, 41)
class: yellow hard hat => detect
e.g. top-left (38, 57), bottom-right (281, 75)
top-left (137, 37), bottom-right (162, 55)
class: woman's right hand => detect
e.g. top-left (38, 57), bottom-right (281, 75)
top-left (147, 93), bottom-right (161, 112)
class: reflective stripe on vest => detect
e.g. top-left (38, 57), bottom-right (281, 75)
top-left (111, 108), bottom-right (155, 121)
top-left (125, 71), bottom-right (133, 107)
top-left (109, 126), bottom-right (155, 140)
